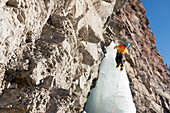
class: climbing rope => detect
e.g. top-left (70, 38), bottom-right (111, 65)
top-left (111, 71), bottom-right (121, 113)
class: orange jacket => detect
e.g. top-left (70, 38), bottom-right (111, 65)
top-left (114, 45), bottom-right (127, 54)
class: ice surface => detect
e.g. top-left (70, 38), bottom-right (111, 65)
top-left (85, 42), bottom-right (136, 113)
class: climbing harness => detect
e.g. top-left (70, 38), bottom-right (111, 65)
top-left (111, 70), bottom-right (122, 113)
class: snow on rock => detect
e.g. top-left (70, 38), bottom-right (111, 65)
top-left (85, 41), bottom-right (136, 113)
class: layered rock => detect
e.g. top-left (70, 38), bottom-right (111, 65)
top-left (0, 0), bottom-right (169, 113)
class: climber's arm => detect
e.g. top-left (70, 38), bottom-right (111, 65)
top-left (114, 45), bottom-right (122, 49)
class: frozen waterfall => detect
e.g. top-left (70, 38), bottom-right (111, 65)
top-left (85, 42), bottom-right (136, 113)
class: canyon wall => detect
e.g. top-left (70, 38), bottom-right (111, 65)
top-left (110, 0), bottom-right (170, 112)
top-left (0, 0), bottom-right (169, 113)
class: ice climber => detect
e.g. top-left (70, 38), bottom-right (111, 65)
top-left (114, 42), bottom-right (130, 71)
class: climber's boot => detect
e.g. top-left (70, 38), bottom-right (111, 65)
top-left (116, 64), bottom-right (120, 68)
top-left (120, 66), bottom-right (124, 71)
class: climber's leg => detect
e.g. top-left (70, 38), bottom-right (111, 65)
top-left (115, 53), bottom-right (121, 68)
top-left (120, 63), bottom-right (124, 71)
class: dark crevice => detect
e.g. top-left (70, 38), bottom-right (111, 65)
top-left (159, 95), bottom-right (170, 113)
top-left (26, 31), bottom-right (33, 43)
top-left (47, 16), bottom-right (53, 25)
top-left (90, 78), bottom-right (98, 90)
top-left (131, 5), bottom-right (136, 11)
top-left (6, 1), bottom-right (19, 8)
top-left (103, 16), bottom-right (110, 28)
top-left (100, 41), bottom-right (107, 55)
top-left (4, 68), bottom-right (36, 88)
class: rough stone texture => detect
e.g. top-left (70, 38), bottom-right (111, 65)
top-left (0, 0), bottom-right (169, 113)
top-left (106, 0), bottom-right (170, 112)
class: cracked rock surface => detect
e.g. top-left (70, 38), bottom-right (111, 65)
top-left (0, 0), bottom-right (169, 113)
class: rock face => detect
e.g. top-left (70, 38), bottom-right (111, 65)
top-left (0, 0), bottom-right (169, 113)
top-left (109, 0), bottom-right (170, 112)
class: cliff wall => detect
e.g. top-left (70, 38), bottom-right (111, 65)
top-left (0, 0), bottom-right (169, 113)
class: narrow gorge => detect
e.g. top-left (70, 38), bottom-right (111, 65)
top-left (0, 0), bottom-right (169, 113)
